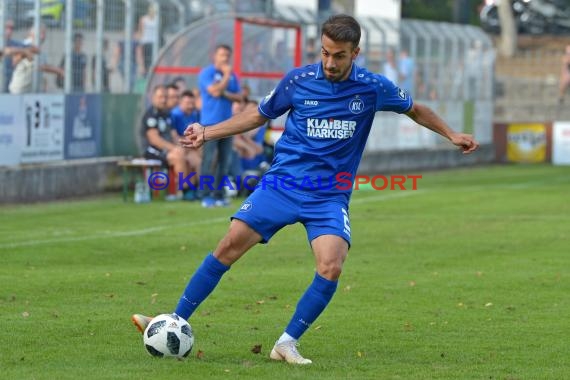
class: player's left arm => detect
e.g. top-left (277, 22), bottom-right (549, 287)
top-left (405, 102), bottom-right (479, 155)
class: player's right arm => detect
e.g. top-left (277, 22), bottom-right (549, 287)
top-left (180, 106), bottom-right (267, 149)
top-left (182, 69), bottom-right (295, 149)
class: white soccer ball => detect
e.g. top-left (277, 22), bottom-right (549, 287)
top-left (143, 313), bottom-right (194, 359)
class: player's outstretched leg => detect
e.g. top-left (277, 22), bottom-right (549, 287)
top-left (270, 272), bottom-right (338, 364)
top-left (174, 253), bottom-right (230, 319)
top-left (131, 219), bottom-right (261, 334)
top-left (130, 253), bottom-right (229, 335)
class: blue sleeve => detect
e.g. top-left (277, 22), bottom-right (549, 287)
top-left (258, 71), bottom-right (295, 119)
top-left (198, 68), bottom-right (211, 94)
top-left (375, 75), bottom-right (413, 113)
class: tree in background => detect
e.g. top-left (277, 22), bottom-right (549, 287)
top-left (498, 0), bottom-right (517, 57)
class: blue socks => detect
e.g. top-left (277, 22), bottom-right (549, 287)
top-left (174, 256), bottom-right (337, 343)
top-left (174, 253), bottom-right (230, 320)
top-left (285, 272), bottom-right (338, 339)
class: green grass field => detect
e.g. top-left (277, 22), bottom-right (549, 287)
top-left (1, 164), bottom-right (568, 379)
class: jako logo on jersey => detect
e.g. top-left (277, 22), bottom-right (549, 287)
top-left (304, 100), bottom-right (319, 106)
top-left (349, 96), bottom-right (364, 114)
top-left (398, 88), bottom-right (407, 100)
top-left (240, 201), bottom-right (252, 212)
top-left (307, 118), bottom-right (356, 139)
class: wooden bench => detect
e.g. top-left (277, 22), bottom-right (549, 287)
top-left (117, 158), bottom-right (176, 202)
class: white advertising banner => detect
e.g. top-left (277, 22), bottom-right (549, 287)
top-left (0, 95), bottom-right (25, 167)
top-left (20, 94), bottom-right (65, 164)
top-left (552, 121), bottom-right (570, 165)
top-left (397, 116), bottom-right (424, 149)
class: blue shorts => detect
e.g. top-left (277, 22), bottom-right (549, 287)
top-left (231, 186), bottom-right (351, 246)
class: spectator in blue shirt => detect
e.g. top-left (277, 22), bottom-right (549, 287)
top-left (171, 90), bottom-right (200, 136)
top-left (198, 44), bottom-right (244, 207)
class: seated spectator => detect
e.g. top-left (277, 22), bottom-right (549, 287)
top-left (171, 90), bottom-right (200, 136)
top-left (141, 85), bottom-right (194, 200)
top-left (233, 126), bottom-right (264, 162)
top-left (171, 90), bottom-right (202, 200)
top-left (166, 83), bottom-right (180, 111)
top-left (171, 76), bottom-right (187, 93)
top-left (191, 87), bottom-right (202, 111)
top-left (231, 100), bottom-right (272, 196)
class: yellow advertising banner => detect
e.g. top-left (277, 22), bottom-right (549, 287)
top-left (507, 124), bottom-right (546, 163)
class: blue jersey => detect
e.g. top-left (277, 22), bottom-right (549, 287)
top-left (170, 106), bottom-right (200, 136)
top-left (199, 64), bottom-right (241, 125)
top-left (258, 62), bottom-right (413, 202)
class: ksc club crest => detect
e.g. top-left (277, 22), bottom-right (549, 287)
top-left (349, 96), bottom-right (364, 114)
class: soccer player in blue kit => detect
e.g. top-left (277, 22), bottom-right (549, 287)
top-left (132, 14), bottom-right (479, 364)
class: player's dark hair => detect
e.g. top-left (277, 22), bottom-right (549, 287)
top-left (180, 90), bottom-right (194, 98)
top-left (167, 83), bottom-right (179, 91)
top-left (215, 44), bottom-right (232, 54)
top-left (321, 14), bottom-right (361, 48)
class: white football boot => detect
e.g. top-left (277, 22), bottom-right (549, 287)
top-left (269, 341), bottom-right (313, 365)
